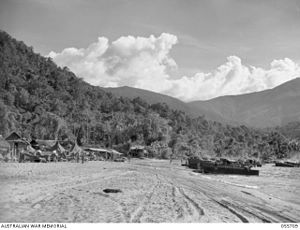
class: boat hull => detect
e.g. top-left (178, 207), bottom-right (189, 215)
top-left (187, 157), bottom-right (260, 176)
top-left (200, 165), bottom-right (259, 176)
top-left (275, 162), bottom-right (300, 167)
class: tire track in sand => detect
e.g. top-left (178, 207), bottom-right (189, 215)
top-left (170, 186), bottom-right (185, 220)
top-left (213, 199), bottom-right (249, 223)
top-left (177, 180), bottom-right (271, 223)
top-left (161, 174), bottom-right (205, 222)
top-left (130, 174), bottom-right (160, 223)
top-left (177, 187), bottom-right (205, 220)
top-left (180, 184), bottom-right (253, 223)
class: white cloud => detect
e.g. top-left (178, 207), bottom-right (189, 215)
top-left (49, 33), bottom-right (177, 92)
top-left (49, 34), bottom-right (300, 102)
top-left (169, 56), bottom-right (300, 101)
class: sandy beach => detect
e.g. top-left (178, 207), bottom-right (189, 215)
top-left (0, 159), bottom-right (299, 223)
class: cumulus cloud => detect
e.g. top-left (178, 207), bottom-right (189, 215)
top-left (49, 33), bottom-right (177, 92)
top-left (168, 56), bottom-right (300, 101)
top-left (49, 33), bottom-right (300, 101)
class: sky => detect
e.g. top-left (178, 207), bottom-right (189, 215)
top-left (1, 0), bottom-right (300, 101)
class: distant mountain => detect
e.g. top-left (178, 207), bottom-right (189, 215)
top-left (188, 78), bottom-right (300, 127)
top-left (103, 78), bottom-right (300, 128)
top-left (102, 86), bottom-right (229, 122)
top-left (102, 86), bottom-right (191, 114)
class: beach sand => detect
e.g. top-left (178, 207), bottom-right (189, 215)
top-left (0, 159), bottom-right (299, 223)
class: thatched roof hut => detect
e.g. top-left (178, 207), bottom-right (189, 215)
top-left (5, 132), bottom-right (22, 141)
top-left (5, 132), bottom-right (30, 161)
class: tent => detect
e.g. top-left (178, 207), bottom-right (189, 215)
top-left (110, 149), bottom-right (123, 160)
top-left (26, 145), bottom-right (36, 154)
top-left (69, 142), bottom-right (83, 155)
top-left (47, 141), bottom-right (66, 153)
top-left (84, 147), bottom-right (110, 160)
top-left (68, 142), bottom-right (85, 162)
top-left (84, 147), bottom-right (109, 153)
top-left (84, 147), bottom-right (122, 160)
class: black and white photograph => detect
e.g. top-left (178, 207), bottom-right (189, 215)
top-left (0, 0), bottom-right (300, 225)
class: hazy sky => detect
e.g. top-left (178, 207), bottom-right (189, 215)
top-left (1, 0), bottom-right (300, 101)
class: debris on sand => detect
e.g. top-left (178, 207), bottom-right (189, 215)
top-left (103, 189), bottom-right (122, 193)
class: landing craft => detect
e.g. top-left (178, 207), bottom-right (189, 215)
top-left (275, 160), bottom-right (300, 167)
top-left (187, 157), bottom-right (259, 176)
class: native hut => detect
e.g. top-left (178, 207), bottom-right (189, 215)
top-left (5, 132), bottom-right (29, 161)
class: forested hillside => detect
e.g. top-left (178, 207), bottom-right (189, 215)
top-left (0, 30), bottom-right (299, 160)
top-left (102, 86), bottom-right (191, 115)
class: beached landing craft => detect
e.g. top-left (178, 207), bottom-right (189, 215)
top-left (188, 157), bottom-right (260, 176)
top-left (275, 160), bottom-right (300, 167)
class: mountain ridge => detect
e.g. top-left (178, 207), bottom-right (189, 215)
top-left (103, 78), bottom-right (300, 128)
top-left (188, 77), bottom-right (300, 127)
